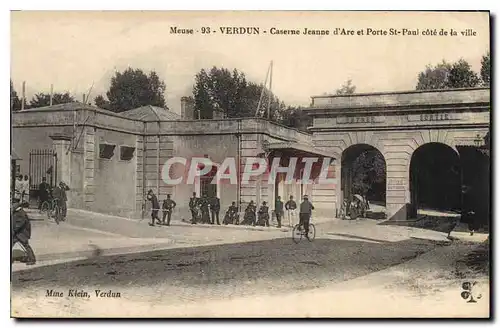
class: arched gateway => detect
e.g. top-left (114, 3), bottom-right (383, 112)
top-left (305, 88), bottom-right (490, 220)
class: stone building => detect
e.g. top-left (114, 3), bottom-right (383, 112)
top-left (11, 87), bottom-right (490, 222)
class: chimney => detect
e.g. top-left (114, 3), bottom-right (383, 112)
top-left (180, 96), bottom-right (195, 119)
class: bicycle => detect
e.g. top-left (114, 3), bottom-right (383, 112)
top-left (42, 198), bottom-right (62, 224)
top-left (292, 221), bottom-right (316, 243)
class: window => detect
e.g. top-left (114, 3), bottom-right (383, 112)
top-left (120, 146), bottom-right (136, 161)
top-left (99, 143), bottom-right (116, 159)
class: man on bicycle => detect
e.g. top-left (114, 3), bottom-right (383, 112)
top-left (52, 181), bottom-right (70, 221)
top-left (298, 195), bottom-right (314, 238)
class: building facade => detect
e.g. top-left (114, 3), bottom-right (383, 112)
top-left (11, 87), bottom-right (490, 222)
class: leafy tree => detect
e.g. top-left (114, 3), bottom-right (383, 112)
top-left (416, 58), bottom-right (481, 90)
top-left (447, 59), bottom-right (480, 88)
top-left (480, 51), bottom-right (490, 87)
top-left (335, 79), bottom-right (356, 95)
top-left (10, 80), bottom-right (21, 111)
top-left (351, 150), bottom-right (386, 202)
top-left (29, 92), bottom-right (75, 108)
top-left (281, 106), bottom-right (312, 131)
top-left (416, 61), bottom-right (452, 90)
top-left (193, 66), bottom-right (284, 121)
top-left (95, 68), bottom-right (166, 112)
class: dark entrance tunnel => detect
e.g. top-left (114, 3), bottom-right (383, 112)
top-left (341, 144), bottom-right (386, 206)
top-left (410, 143), bottom-right (461, 213)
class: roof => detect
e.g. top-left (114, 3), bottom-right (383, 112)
top-left (19, 102), bottom-right (98, 112)
top-left (119, 105), bottom-right (181, 121)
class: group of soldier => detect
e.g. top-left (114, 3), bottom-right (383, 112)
top-left (146, 190), bottom-right (314, 230)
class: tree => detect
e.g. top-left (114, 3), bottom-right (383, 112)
top-left (416, 61), bottom-right (452, 90)
top-left (447, 59), bottom-right (480, 88)
top-left (480, 51), bottom-right (490, 87)
top-left (351, 150), bottom-right (386, 202)
top-left (192, 66), bottom-right (285, 120)
top-left (10, 80), bottom-right (21, 111)
top-left (335, 79), bottom-right (356, 95)
top-left (95, 68), bottom-right (166, 112)
top-left (29, 92), bottom-right (75, 108)
top-left (281, 106), bottom-right (312, 131)
top-left (416, 58), bottom-right (480, 90)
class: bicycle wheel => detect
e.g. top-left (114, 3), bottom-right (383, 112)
top-left (307, 223), bottom-right (316, 241)
top-left (40, 201), bottom-right (50, 215)
top-left (53, 204), bottom-right (61, 224)
top-left (292, 224), bottom-right (303, 244)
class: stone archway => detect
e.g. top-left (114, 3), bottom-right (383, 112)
top-left (409, 142), bottom-right (462, 216)
top-left (341, 144), bottom-right (387, 213)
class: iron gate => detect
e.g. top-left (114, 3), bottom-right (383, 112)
top-left (29, 149), bottom-right (58, 201)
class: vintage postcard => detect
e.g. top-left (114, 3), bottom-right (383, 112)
top-left (10, 11), bottom-right (490, 318)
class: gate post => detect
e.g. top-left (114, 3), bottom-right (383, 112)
top-left (50, 134), bottom-right (72, 202)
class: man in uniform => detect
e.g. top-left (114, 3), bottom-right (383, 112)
top-left (38, 177), bottom-right (50, 210)
top-left (162, 194), bottom-right (177, 226)
top-left (11, 201), bottom-right (36, 265)
top-left (298, 195), bottom-right (315, 239)
top-left (52, 181), bottom-right (70, 221)
top-left (210, 195), bottom-right (221, 225)
top-left (189, 192), bottom-right (199, 224)
top-left (147, 189), bottom-right (161, 226)
top-left (200, 194), bottom-right (211, 224)
top-left (274, 195), bottom-right (284, 228)
top-left (285, 195), bottom-right (297, 227)
top-left (257, 201), bottom-right (270, 227)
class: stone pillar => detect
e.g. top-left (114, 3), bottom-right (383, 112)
top-left (50, 134), bottom-right (72, 203)
top-left (385, 169), bottom-right (411, 221)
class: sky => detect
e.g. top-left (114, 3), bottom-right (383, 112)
top-left (11, 11), bottom-right (490, 114)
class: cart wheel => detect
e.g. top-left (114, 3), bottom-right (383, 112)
top-left (292, 224), bottom-right (302, 244)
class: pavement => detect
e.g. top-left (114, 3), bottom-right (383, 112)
top-left (11, 208), bottom-right (490, 318)
top-left (12, 208), bottom-right (488, 271)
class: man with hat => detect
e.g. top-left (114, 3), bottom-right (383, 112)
top-left (162, 194), bottom-right (177, 226)
top-left (298, 195), bottom-right (315, 239)
top-left (11, 201), bottom-right (36, 265)
top-left (147, 189), bottom-right (161, 226)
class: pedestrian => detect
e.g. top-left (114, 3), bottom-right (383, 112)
top-left (241, 200), bottom-right (256, 226)
top-left (162, 194), bottom-right (177, 226)
top-left (189, 192), bottom-right (199, 224)
top-left (257, 201), bottom-right (270, 227)
top-left (146, 189), bottom-right (161, 226)
top-left (38, 177), bottom-right (50, 210)
top-left (14, 175), bottom-right (23, 202)
top-left (223, 201), bottom-right (239, 225)
top-left (200, 194), bottom-right (211, 224)
top-left (210, 195), bottom-right (221, 225)
top-left (298, 195), bottom-right (315, 239)
top-left (52, 181), bottom-right (70, 222)
top-left (11, 202), bottom-right (36, 265)
top-left (21, 175), bottom-right (30, 203)
top-left (274, 196), bottom-right (284, 228)
top-left (285, 195), bottom-right (297, 227)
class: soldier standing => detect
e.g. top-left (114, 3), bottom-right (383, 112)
top-left (162, 194), bottom-right (177, 226)
top-left (189, 192), bottom-right (199, 224)
top-left (285, 195), bottom-right (297, 227)
top-left (200, 194), bottom-right (211, 224)
top-left (147, 189), bottom-right (161, 226)
top-left (257, 201), bottom-right (270, 227)
top-left (210, 195), bottom-right (221, 225)
top-left (274, 196), bottom-right (284, 228)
